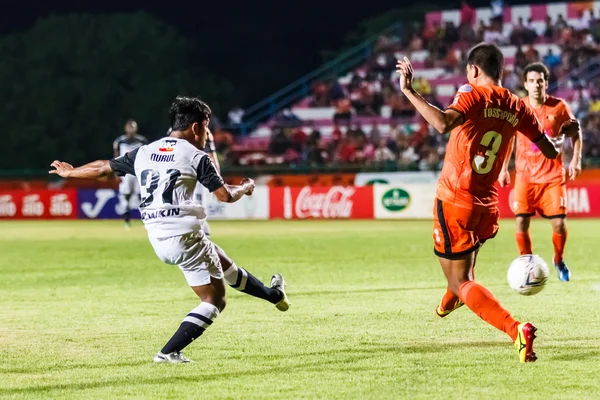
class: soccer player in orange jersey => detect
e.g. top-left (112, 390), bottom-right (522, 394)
top-left (498, 62), bottom-right (582, 282)
top-left (397, 43), bottom-right (568, 362)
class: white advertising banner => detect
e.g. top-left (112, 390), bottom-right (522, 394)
top-left (355, 171), bottom-right (440, 186)
top-left (374, 184), bottom-right (437, 219)
top-left (204, 186), bottom-right (269, 220)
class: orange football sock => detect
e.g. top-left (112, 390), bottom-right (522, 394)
top-left (516, 232), bottom-right (532, 255)
top-left (459, 281), bottom-right (520, 341)
top-left (552, 231), bottom-right (567, 263)
top-left (439, 288), bottom-right (461, 311)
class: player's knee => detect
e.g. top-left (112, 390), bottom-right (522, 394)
top-left (552, 218), bottom-right (567, 234)
top-left (516, 217), bottom-right (529, 232)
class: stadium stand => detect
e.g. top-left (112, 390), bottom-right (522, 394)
top-left (212, 1), bottom-right (600, 169)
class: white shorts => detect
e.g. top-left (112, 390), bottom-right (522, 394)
top-left (119, 174), bottom-right (139, 196)
top-left (149, 231), bottom-right (223, 286)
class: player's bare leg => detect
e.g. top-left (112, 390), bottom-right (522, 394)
top-left (216, 245), bottom-right (290, 311)
top-left (436, 249), bottom-right (482, 317)
top-left (515, 216), bottom-right (533, 255)
top-left (154, 277), bottom-right (226, 363)
top-left (439, 251), bottom-right (537, 362)
top-left (550, 217), bottom-right (570, 282)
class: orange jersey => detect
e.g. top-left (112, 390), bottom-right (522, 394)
top-left (438, 84), bottom-right (544, 211)
top-left (516, 96), bottom-right (574, 184)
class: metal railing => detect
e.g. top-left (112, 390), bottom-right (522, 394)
top-left (237, 23), bottom-right (404, 134)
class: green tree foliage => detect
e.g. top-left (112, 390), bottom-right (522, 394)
top-left (0, 12), bottom-right (234, 169)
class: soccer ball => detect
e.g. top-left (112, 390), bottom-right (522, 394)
top-left (507, 255), bottom-right (550, 296)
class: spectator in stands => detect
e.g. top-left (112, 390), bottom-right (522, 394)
top-left (444, 21), bottom-right (459, 45)
top-left (543, 48), bottom-right (561, 71)
top-left (310, 81), bottom-right (330, 107)
top-left (524, 45), bottom-right (540, 63)
top-left (409, 33), bottom-right (424, 51)
top-left (269, 129), bottom-right (292, 156)
top-left (333, 98), bottom-right (352, 124)
top-left (291, 125), bottom-right (308, 154)
top-left (390, 94), bottom-right (415, 118)
top-left (228, 106), bottom-right (244, 134)
top-left (572, 87), bottom-right (591, 120)
top-left (374, 138), bottom-right (396, 163)
top-left (306, 126), bottom-right (324, 165)
top-left (503, 68), bottom-right (520, 93)
top-left (460, 1), bottom-right (475, 26)
top-left (556, 14), bottom-right (568, 31)
top-left (483, 20), bottom-right (509, 45)
top-left (369, 124), bottom-right (381, 145)
top-left (490, 0), bottom-right (504, 24)
top-left (544, 16), bottom-right (555, 40)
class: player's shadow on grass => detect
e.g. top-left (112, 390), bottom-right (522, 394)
top-left (547, 349), bottom-right (600, 361)
top-left (0, 348), bottom-right (400, 395)
top-left (1, 360), bottom-right (148, 375)
top-left (290, 285), bottom-right (446, 297)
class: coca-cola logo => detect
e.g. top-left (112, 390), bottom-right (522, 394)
top-left (294, 186), bottom-right (355, 219)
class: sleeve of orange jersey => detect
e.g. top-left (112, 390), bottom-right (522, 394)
top-left (447, 84), bottom-right (481, 119)
top-left (516, 100), bottom-right (545, 142)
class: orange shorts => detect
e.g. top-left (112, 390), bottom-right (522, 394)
top-left (513, 181), bottom-right (567, 219)
top-left (432, 199), bottom-right (499, 259)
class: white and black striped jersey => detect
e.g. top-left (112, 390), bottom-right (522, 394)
top-left (113, 134), bottom-right (148, 157)
top-left (109, 137), bottom-right (224, 238)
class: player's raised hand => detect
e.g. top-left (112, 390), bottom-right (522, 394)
top-left (396, 57), bottom-right (414, 93)
top-left (49, 160), bottom-right (74, 178)
top-left (498, 169), bottom-right (511, 187)
top-left (240, 178), bottom-right (255, 195)
top-left (568, 160), bottom-right (582, 181)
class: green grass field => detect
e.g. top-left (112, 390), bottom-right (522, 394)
top-left (1, 219), bottom-right (600, 399)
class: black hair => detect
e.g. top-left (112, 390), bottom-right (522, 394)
top-left (523, 62), bottom-right (551, 81)
top-left (466, 42), bottom-right (504, 81)
top-left (169, 96), bottom-right (212, 131)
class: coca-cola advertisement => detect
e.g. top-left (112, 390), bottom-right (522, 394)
top-left (0, 190), bottom-right (77, 219)
top-left (497, 184), bottom-right (600, 218)
top-left (269, 186), bottom-right (374, 219)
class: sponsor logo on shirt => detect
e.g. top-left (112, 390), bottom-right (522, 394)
top-left (141, 208), bottom-right (181, 220)
top-left (158, 139), bottom-right (177, 152)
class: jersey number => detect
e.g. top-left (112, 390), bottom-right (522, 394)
top-left (472, 131), bottom-right (503, 175)
top-left (139, 169), bottom-right (182, 208)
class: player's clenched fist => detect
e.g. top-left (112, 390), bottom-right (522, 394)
top-left (560, 119), bottom-right (580, 138)
top-left (241, 178), bottom-right (255, 195)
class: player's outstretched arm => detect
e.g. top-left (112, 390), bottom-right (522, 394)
top-left (396, 57), bottom-right (464, 133)
top-left (532, 134), bottom-right (561, 159)
top-left (49, 160), bottom-right (113, 179)
top-left (213, 178), bottom-right (255, 204)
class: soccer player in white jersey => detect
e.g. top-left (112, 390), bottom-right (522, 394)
top-left (50, 96), bottom-right (290, 363)
top-left (113, 119), bottom-right (148, 229)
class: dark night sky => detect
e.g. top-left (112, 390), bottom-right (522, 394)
top-left (0, 0), bottom-right (538, 105)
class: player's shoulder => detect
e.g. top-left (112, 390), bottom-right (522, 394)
top-left (135, 134), bottom-right (148, 143)
top-left (113, 134), bottom-right (126, 143)
top-left (546, 95), bottom-right (571, 111)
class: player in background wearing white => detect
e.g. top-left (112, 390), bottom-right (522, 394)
top-left (113, 119), bottom-right (148, 229)
top-left (50, 96), bottom-right (290, 363)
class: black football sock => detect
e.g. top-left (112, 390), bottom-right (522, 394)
top-left (223, 263), bottom-right (283, 304)
top-left (161, 302), bottom-right (219, 354)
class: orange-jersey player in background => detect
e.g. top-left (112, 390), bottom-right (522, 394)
top-left (499, 62), bottom-right (582, 282)
top-left (397, 43), bottom-right (567, 362)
